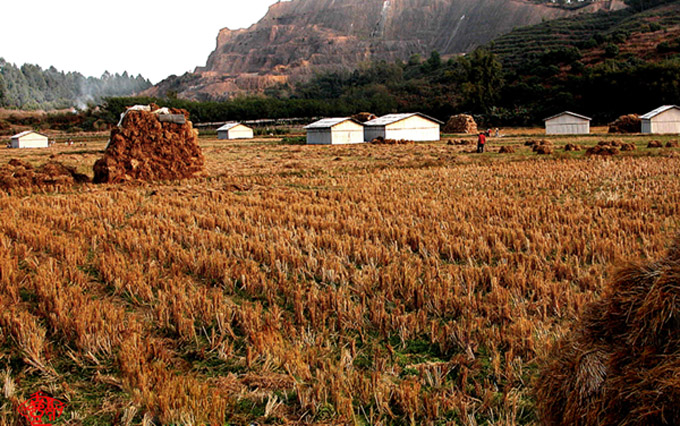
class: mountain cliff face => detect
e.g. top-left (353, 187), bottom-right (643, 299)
top-left (148, 0), bottom-right (618, 100)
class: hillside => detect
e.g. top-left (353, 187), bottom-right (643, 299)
top-left (491, 0), bottom-right (680, 66)
top-left (147, 0), bottom-right (622, 100)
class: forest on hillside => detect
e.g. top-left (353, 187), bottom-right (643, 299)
top-left (0, 59), bottom-right (151, 110)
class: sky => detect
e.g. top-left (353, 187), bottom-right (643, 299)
top-left (0, 0), bottom-right (283, 84)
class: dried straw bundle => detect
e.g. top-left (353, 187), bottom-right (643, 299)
top-left (536, 239), bottom-right (680, 425)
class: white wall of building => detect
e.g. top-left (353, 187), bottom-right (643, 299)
top-left (218, 124), bottom-right (254, 140)
top-left (545, 114), bottom-right (590, 135)
top-left (365, 115), bottom-right (440, 141)
top-left (642, 108), bottom-right (680, 134)
top-left (307, 121), bottom-right (364, 145)
top-left (11, 133), bottom-right (49, 148)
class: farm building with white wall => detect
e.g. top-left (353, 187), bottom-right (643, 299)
top-left (305, 118), bottom-right (365, 145)
top-left (364, 113), bottom-right (442, 142)
top-left (217, 122), bottom-right (254, 140)
top-left (544, 112), bottom-right (591, 135)
top-left (10, 131), bottom-right (49, 148)
top-left (641, 105), bottom-right (680, 134)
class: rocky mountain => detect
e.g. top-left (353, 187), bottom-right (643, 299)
top-left (147, 0), bottom-right (626, 100)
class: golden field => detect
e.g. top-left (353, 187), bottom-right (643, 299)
top-left (0, 134), bottom-right (679, 425)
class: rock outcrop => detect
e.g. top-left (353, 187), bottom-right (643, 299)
top-left (147, 0), bottom-right (583, 100)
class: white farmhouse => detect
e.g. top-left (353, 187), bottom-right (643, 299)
top-left (641, 105), bottom-right (680, 134)
top-left (364, 113), bottom-right (442, 142)
top-left (304, 118), bottom-right (365, 145)
top-left (544, 111), bottom-right (591, 135)
top-left (10, 131), bottom-right (49, 148)
top-left (217, 122), bottom-right (254, 140)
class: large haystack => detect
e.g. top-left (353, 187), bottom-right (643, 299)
top-left (536, 239), bottom-right (680, 425)
top-left (93, 106), bottom-right (204, 183)
top-left (608, 114), bottom-right (641, 133)
top-left (443, 114), bottom-right (478, 134)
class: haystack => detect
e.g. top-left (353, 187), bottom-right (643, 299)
top-left (536, 238), bottom-right (680, 425)
top-left (564, 143), bottom-right (582, 152)
top-left (499, 145), bottom-right (516, 153)
top-left (534, 145), bottom-right (553, 155)
top-left (608, 114), bottom-right (641, 133)
top-left (666, 140), bottom-right (678, 148)
top-left (351, 112), bottom-right (378, 123)
top-left (93, 105), bottom-right (204, 183)
top-left (370, 137), bottom-right (414, 145)
top-left (443, 114), bottom-right (477, 134)
top-left (648, 140), bottom-right (663, 148)
top-left (0, 159), bottom-right (89, 190)
top-left (586, 145), bottom-right (619, 156)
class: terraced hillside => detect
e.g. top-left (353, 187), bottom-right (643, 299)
top-left (491, 0), bottom-right (680, 66)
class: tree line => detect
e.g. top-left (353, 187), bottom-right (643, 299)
top-left (0, 58), bottom-right (151, 110)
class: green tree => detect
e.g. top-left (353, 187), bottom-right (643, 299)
top-left (459, 49), bottom-right (504, 113)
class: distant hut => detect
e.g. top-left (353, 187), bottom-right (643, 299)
top-left (544, 111), bottom-right (591, 135)
top-left (641, 105), bottom-right (680, 134)
top-left (364, 113), bottom-right (442, 142)
top-left (304, 118), bottom-right (365, 145)
top-left (217, 122), bottom-right (254, 140)
top-left (10, 131), bottom-right (49, 148)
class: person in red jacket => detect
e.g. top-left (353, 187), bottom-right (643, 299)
top-left (477, 131), bottom-right (486, 153)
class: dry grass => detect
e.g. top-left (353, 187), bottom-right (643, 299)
top-left (0, 134), bottom-right (678, 424)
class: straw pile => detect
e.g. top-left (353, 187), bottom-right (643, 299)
top-left (666, 140), bottom-right (678, 148)
top-left (499, 145), bottom-right (516, 153)
top-left (536, 238), bottom-right (680, 426)
top-left (370, 137), bottom-right (414, 145)
top-left (534, 145), bottom-right (553, 155)
top-left (447, 139), bottom-right (474, 146)
top-left (564, 144), bottom-right (582, 152)
top-left (608, 114), bottom-right (641, 133)
top-left (648, 140), bottom-right (663, 148)
top-left (443, 114), bottom-right (477, 134)
top-left (586, 145), bottom-right (619, 156)
top-left (351, 112), bottom-right (377, 123)
top-left (0, 159), bottom-right (89, 190)
top-left (93, 106), bottom-right (204, 183)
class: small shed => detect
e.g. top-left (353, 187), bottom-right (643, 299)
top-left (304, 118), bottom-right (365, 145)
top-left (10, 131), bottom-right (49, 148)
top-left (364, 113), bottom-right (442, 142)
top-left (544, 111), bottom-right (591, 135)
top-left (217, 122), bottom-right (254, 140)
top-left (641, 105), bottom-right (680, 134)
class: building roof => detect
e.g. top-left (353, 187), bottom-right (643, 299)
top-left (11, 130), bottom-right (47, 139)
top-left (640, 105), bottom-right (680, 120)
top-left (304, 117), bottom-right (362, 129)
top-left (217, 122), bottom-right (249, 131)
top-left (543, 111), bottom-right (592, 122)
top-left (364, 112), bottom-right (444, 126)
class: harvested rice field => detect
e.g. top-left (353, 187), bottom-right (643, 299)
top-left (0, 134), bottom-right (679, 425)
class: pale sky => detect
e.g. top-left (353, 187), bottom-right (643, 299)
top-left (1, 0), bottom-right (282, 84)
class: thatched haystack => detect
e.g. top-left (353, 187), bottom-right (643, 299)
top-left (536, 239), bottom-right (680, 425)
top-left (443, 114), bottom-right (477, 134)
top-left (586, 145), bottom-right (619, 156)
top-left (93, 105), bottom-right (204, 183)
top-left (534, 145), bottom-right (553, 155)
top-left (608, 114), bottom-right (641, 133)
